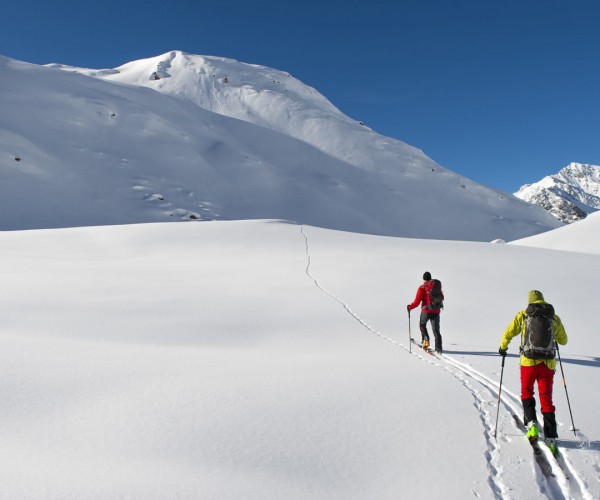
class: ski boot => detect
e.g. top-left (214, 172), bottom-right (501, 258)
top-left (545, 438), bottom-right (559, 456)
top-left (526, 421), bottom-right (539, 443)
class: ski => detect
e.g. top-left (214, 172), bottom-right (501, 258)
top-left (532, 440), bottom-right (557, 478)
top-left (540, 441), bottom-right (569, 479)
top-left (414, 339), bottom-right (443, 356)
top-left (410, 338), bottom-right (435, 355)
top-left (552, 448), bottom-right (571, 480)
top-left (511, 414), bottom-right (568, 479)
top-left (511, 415), bottom-right (555, 478)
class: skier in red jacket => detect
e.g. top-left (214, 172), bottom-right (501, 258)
top-left (407, 272), bottom-right (443, 352)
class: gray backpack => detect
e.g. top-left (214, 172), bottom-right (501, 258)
top-left (521, 303), bottom-right (556, 360)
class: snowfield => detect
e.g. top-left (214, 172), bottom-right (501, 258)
top-left (1, 219), bottom-right (599, 499)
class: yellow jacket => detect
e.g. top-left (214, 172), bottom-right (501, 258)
top-left (500, 300), bottom-right (568, 369)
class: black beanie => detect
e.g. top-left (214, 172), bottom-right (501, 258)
top-left (423, 272), bottom-right (432, 281)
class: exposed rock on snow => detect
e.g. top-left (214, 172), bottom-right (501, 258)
top-left (514, 163), bottom-right (600, 223)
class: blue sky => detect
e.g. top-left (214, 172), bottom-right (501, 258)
top-left (3, 0), bottom-right (599, 193)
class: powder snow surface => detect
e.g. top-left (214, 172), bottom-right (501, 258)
top-left (0, 220), bottom-right (598, 499)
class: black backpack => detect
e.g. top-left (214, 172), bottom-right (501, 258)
top-left (521, 303), bottom-right (556, 360)
top-left (424, 279), bottom-right (444, 310)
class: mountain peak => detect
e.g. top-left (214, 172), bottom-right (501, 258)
top-left (1, 52), bottom-right (561, 240)
top-left (515, 163), bottom-right (600, 223)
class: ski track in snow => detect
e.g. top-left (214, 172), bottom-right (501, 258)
top-left (300, 225), bottom-right (598, 500)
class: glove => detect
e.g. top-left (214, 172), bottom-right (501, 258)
top-left (498, 348), bottom-right (508, 357)
top-left (406, 305), bottom-right (411, 312)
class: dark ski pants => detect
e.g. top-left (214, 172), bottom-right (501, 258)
top-left (521, 363), bottom-right (558, 438)
top-left (419, 312), bottom-right (442, 350)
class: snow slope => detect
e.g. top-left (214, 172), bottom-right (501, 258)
top-left (0, 220), bottom-right (598, 499)
top-left (513, 209), bottom-right (600, 255)
top-left (0, 52), bottom-right (561, 240)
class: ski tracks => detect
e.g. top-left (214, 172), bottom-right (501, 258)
top-left (300, 226), bottom-right (402, 347)
top-left (299, 226), bottom-right (598, 500)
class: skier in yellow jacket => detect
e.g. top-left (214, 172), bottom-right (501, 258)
top-left (499, 290), bottom-right (567, 455)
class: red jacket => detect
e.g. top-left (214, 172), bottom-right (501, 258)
top-left (408, 281), bottom-right (443, 314)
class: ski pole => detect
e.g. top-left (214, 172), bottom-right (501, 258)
top-left (408, 308), bottom-right (412, 353)
top-left (493, 354), bottom-right (506, 439)
top-left (555, 342), bottom-right (577, 436)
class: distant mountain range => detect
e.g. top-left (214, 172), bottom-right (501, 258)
top-left (514, 163), bottom-right (600, 223)
top-left (0, 51), bottom-right (561, 240)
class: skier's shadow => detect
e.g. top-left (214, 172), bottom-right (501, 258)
top-left (559, 439), bottom-right (600, 451)
top-left (443, 350), bottom-right (519, 358)
top-left (445, 350), bottom-right (600, 368)
top-left (558, 356), bottom-right (600, 368)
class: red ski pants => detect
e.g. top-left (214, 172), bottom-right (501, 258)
top-left (520, 363), bottom-right (556, 413)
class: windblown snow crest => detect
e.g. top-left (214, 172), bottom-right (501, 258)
top-left (1, 52), bottom-right (561, 240)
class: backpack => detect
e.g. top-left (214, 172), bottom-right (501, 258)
top-left (423, 279), bottom-right (444, 310)
top-left (521, 303), bottom-right (556, 360)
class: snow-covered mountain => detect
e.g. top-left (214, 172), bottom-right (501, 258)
top-left (1, 51), bottom-right (561, 240)
top-left (514, 162), bottom-right (600, 223)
